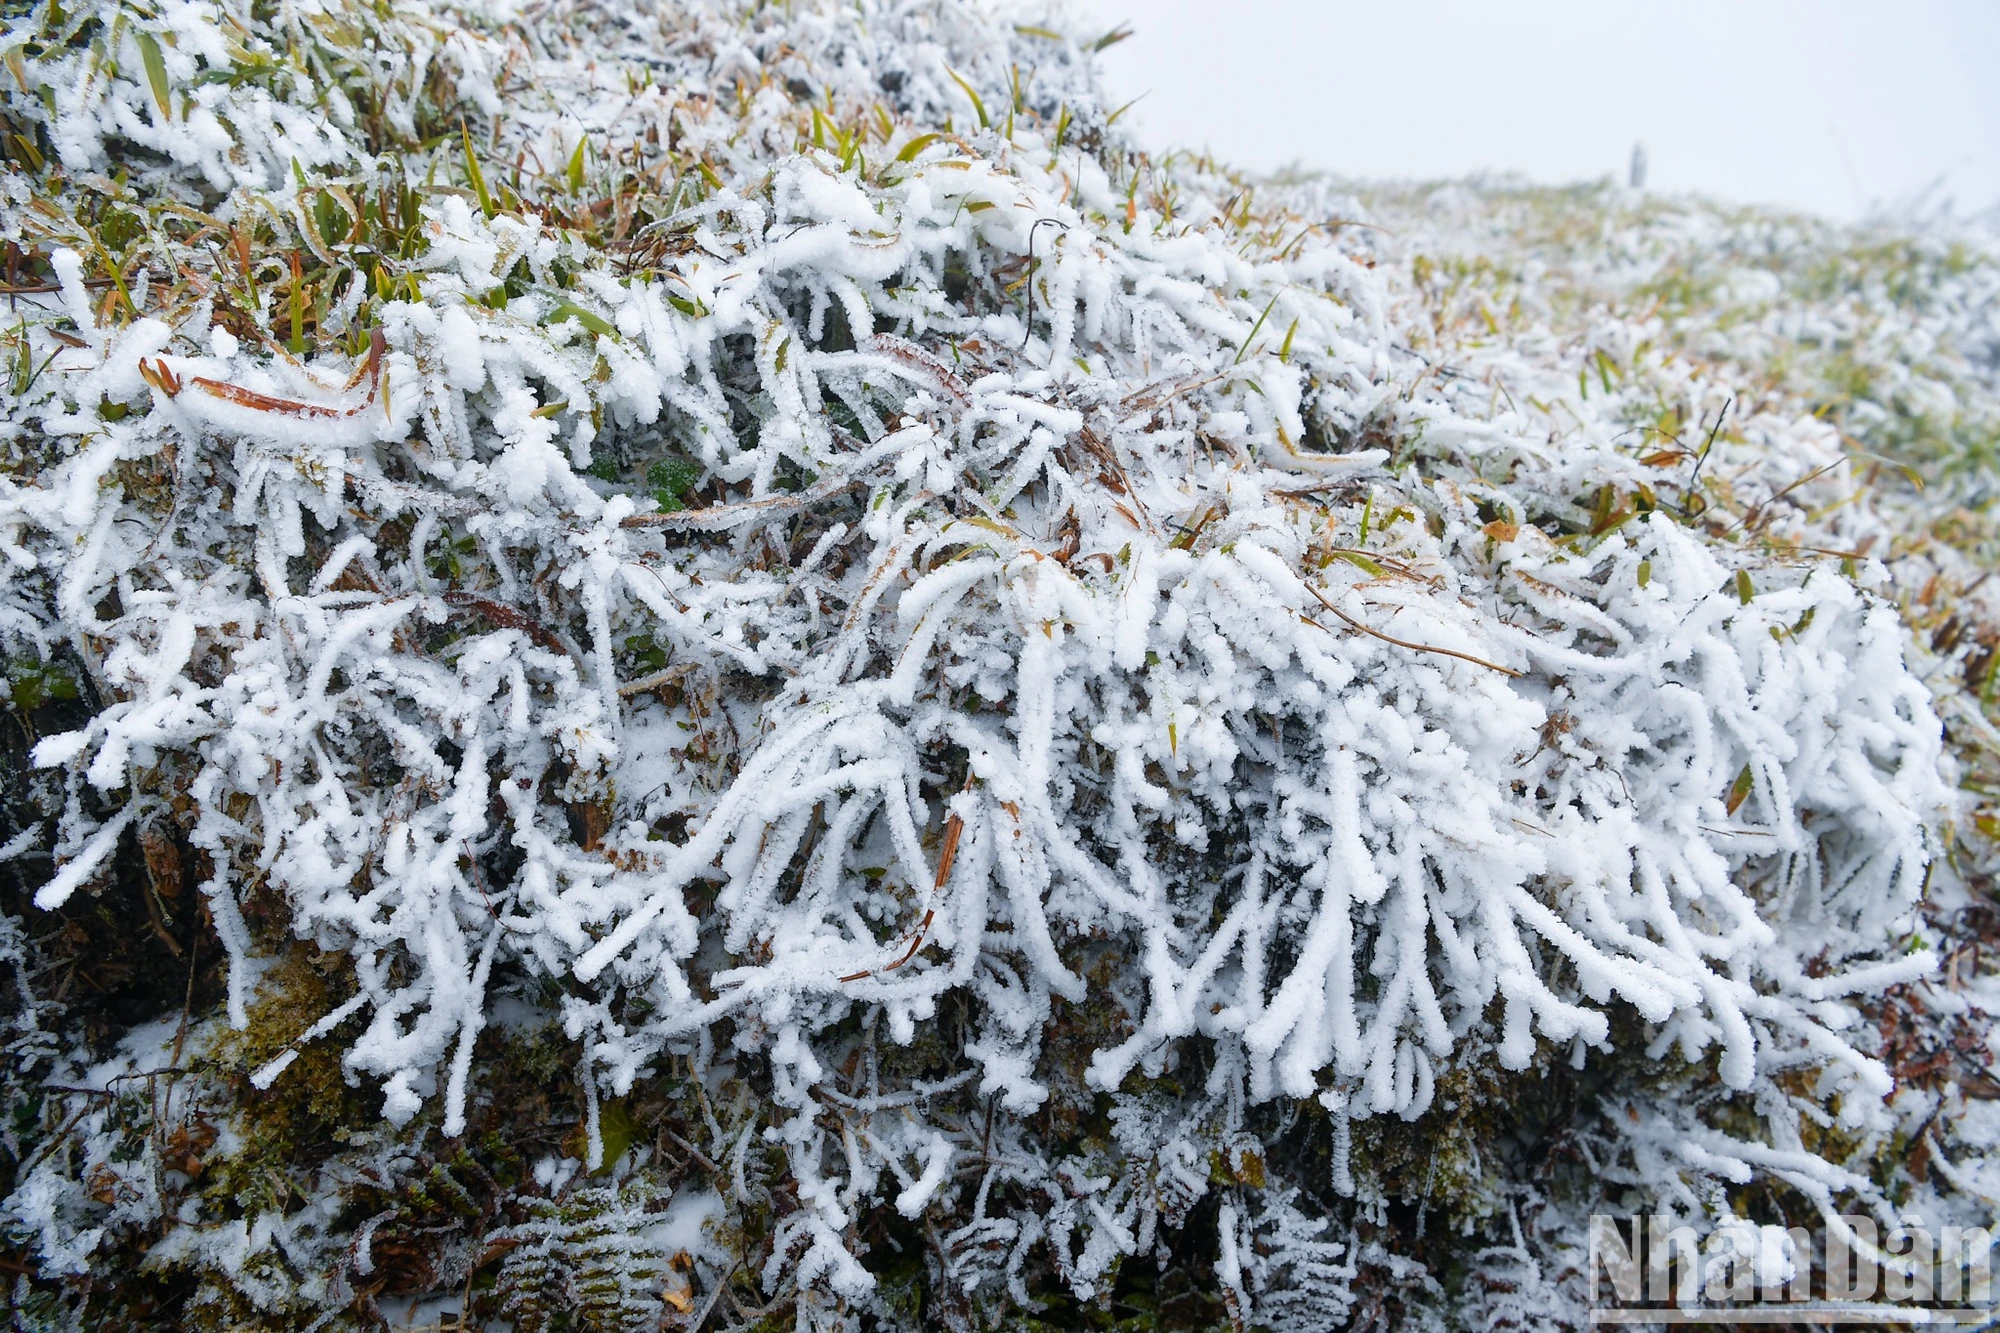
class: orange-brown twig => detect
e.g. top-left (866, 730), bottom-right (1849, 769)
top-left (840, 807), bottom-right (966, 983)
top-left (1303, 582), bottom-right (1523, 678)
top-left (145, 329), bottom-right (387, 419)
top-left (863, 332), bottom-right (971, 406)
top-left (443, 591), bottom-right (572, 657)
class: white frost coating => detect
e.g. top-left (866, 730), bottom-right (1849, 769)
top-left (248, 992), bottom-right (371, 1090)
top-left (894, 1132), bottom-right (953, 1218)
top-left (0, 0), bottom-right (1972, 1320)
top-left (32, 805), bottom-right (138, 910)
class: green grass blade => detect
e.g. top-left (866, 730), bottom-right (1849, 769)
top-left (1106, 92), bottom-right (1147, 126)
top-left (542, 303), bottom-right (615, 338)
top-left (462, 120), bottom-right (495, 219)
top-left (894, 133), bottom-right (946, 164)
top-left (1234, 291), bottom-right (1282, 364)
top-left (943, 67), bottom-right (989, 130)
top-left (136, 31), bottom-right (171, 121)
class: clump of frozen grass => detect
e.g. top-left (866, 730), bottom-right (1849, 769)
top-left (0, 0), bottom-right (1976, 1324)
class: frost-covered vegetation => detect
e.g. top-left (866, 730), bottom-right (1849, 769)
top-left (0, 0), bottom-right (1996, 1327)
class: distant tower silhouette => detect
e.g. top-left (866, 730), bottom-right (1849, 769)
top-left (1629, 143), bottom-right (1649, 191)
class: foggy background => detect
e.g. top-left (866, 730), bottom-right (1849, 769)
top-left (1074, 0), bottom-right (2000, 222)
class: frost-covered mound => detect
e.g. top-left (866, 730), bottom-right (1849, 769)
top-left (0, 0), bottom-right (1992, 1327)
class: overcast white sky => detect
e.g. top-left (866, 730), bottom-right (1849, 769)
top-left (1074, 1), bottom-right (2000, 222)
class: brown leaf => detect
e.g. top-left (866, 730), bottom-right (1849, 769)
top-left (663, 1259), bottom-right (695, 1313)
top-left (1724, 763), bottom-right (1755, 817)
top-left (140, 825), bottom-right (183, 900)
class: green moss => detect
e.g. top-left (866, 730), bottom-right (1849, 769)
top-left (205, 944), bottom-right (371, 1190)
